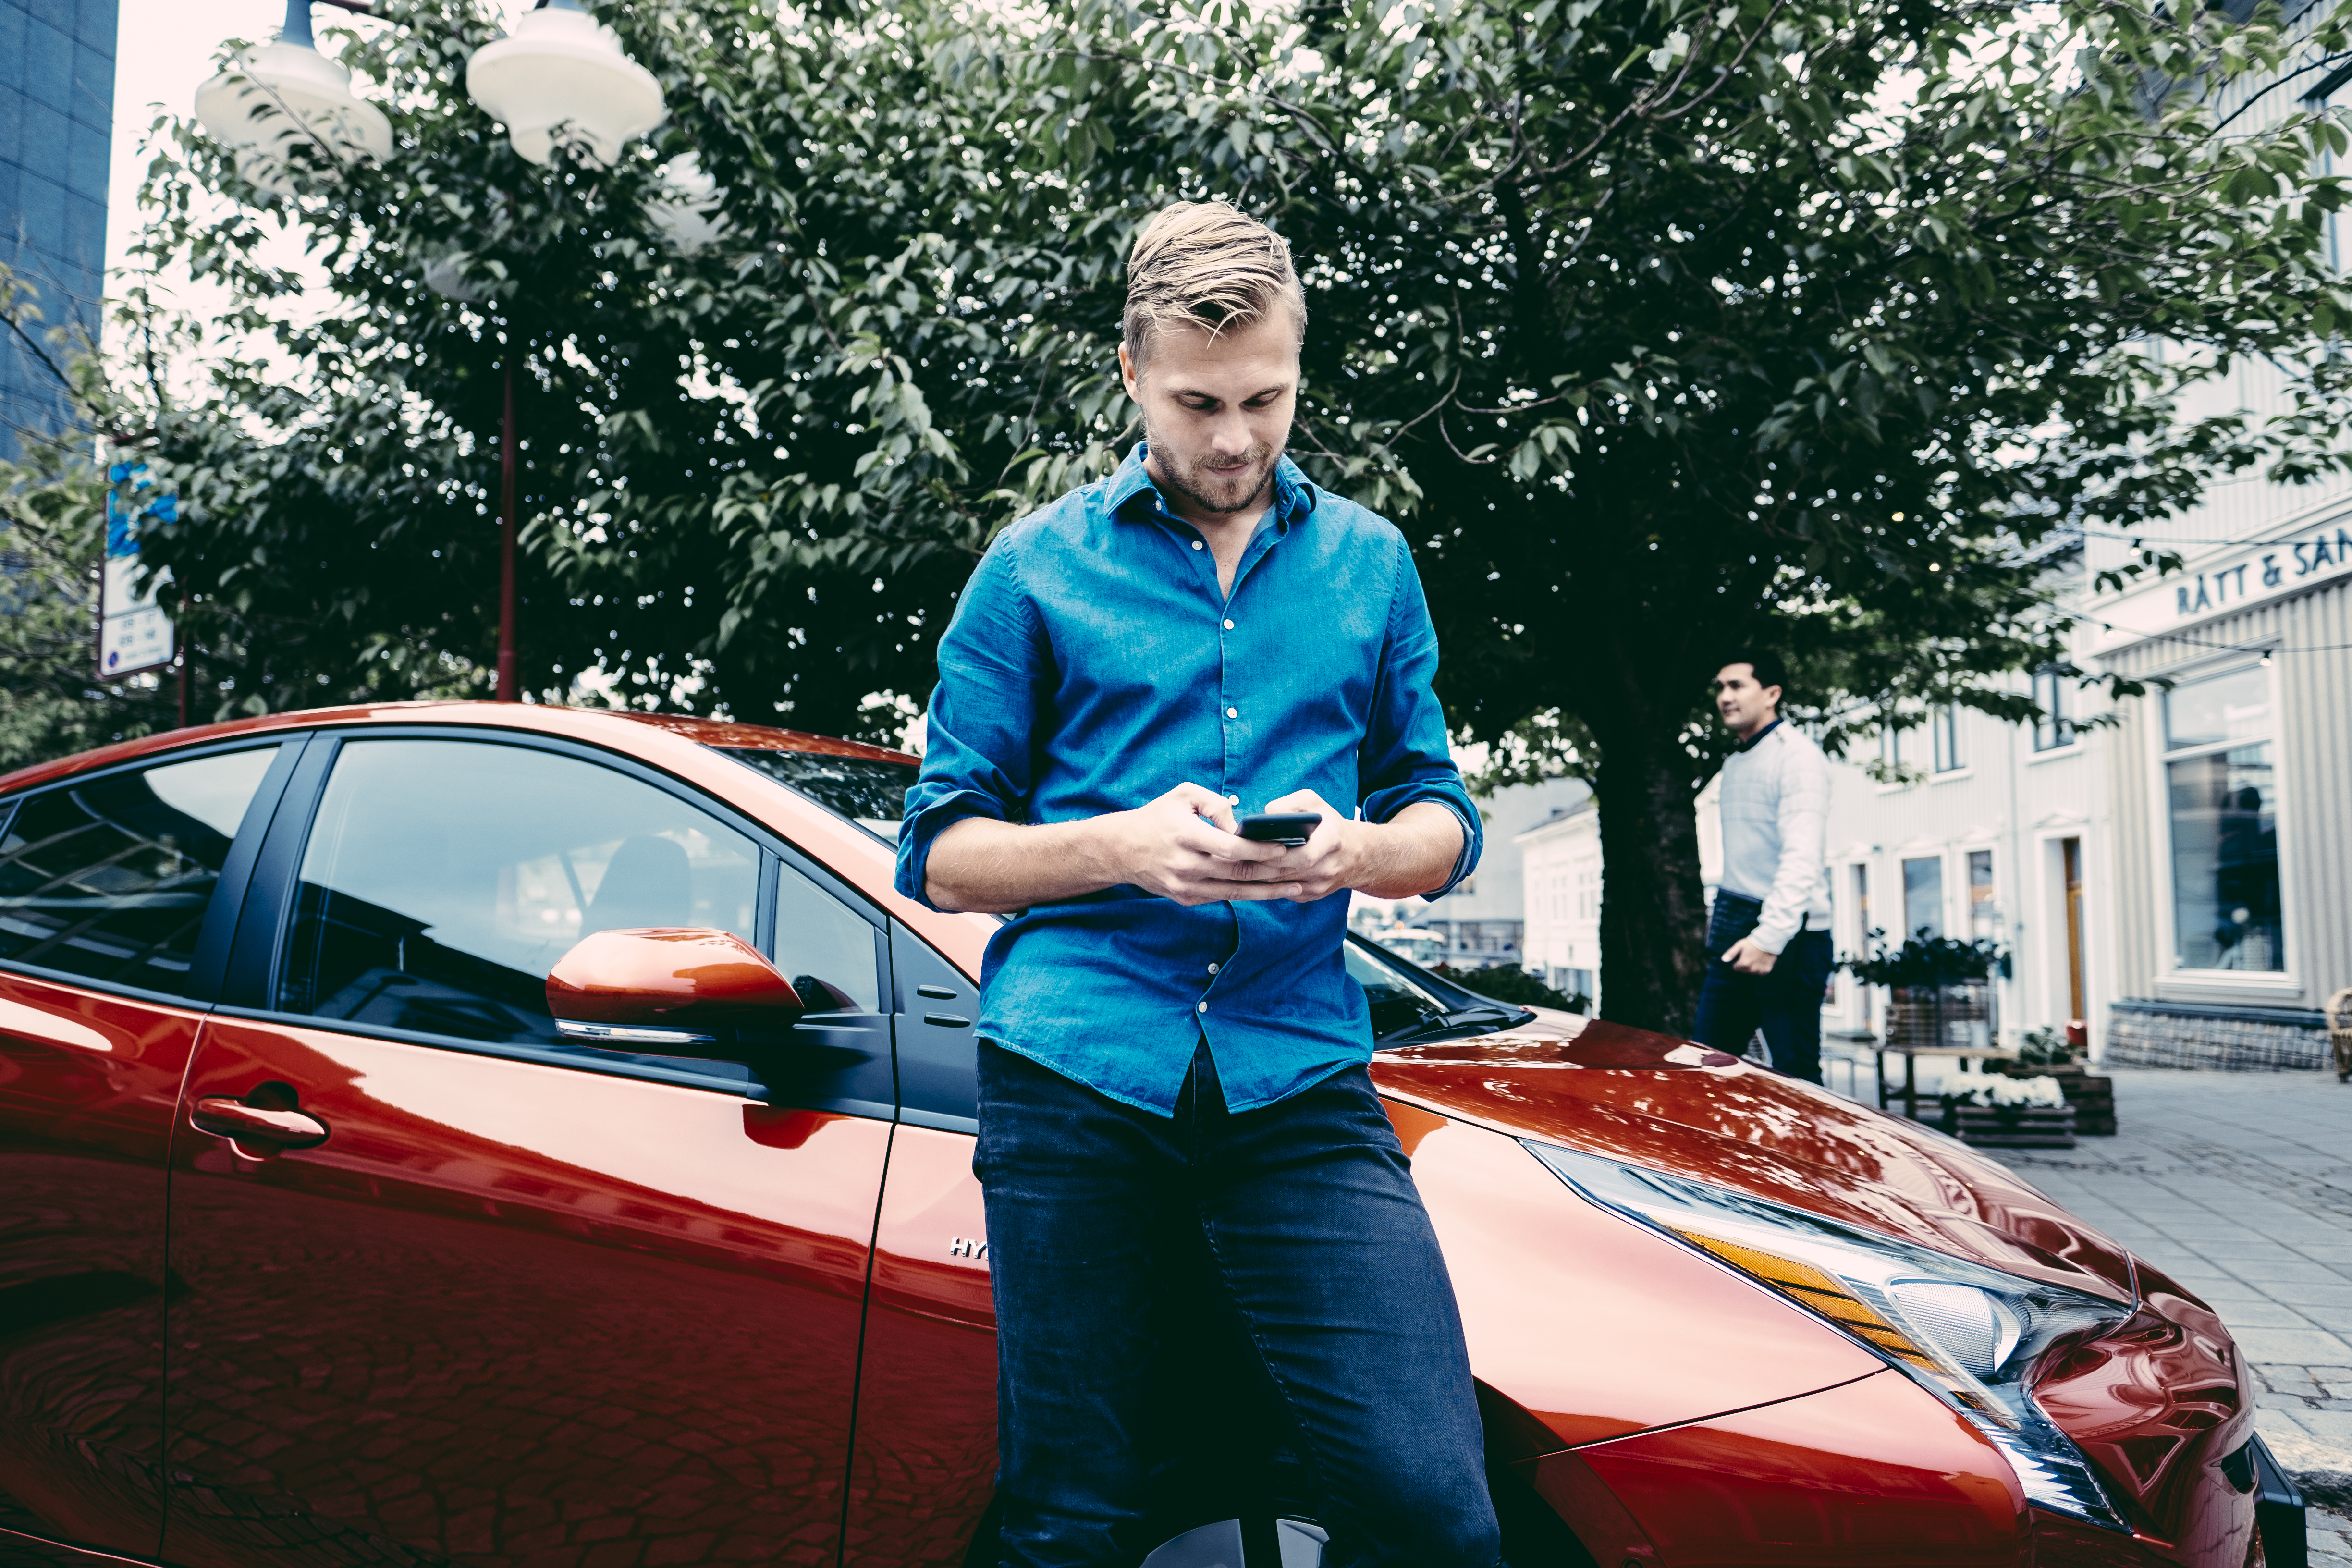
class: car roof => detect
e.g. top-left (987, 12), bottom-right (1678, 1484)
top-left (0, 700), bottom-right (917, 797)
top-left (0, 699), bottom-right (988, 976)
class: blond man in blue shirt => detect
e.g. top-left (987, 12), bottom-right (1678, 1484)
top-left (899, 203), bottom-right (1498, 1568)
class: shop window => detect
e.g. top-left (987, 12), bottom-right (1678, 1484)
top-left (2162, 664), bottom-right (2282, 972)
top-left (1932, 707), bottom-right (1963, 773)
top-left (1967, 849), bottom-right (1997, 940)
top-left (1902, 856), bottom-right (1944, 938)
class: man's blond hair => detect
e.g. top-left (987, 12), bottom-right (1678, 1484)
top-left (1122, 200), bottom-right (1308, 372)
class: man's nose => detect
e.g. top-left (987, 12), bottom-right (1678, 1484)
top-left (1206, 406), bottom-right (1254, 453)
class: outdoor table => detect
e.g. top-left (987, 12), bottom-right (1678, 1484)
top-left (1870, 1039), bottom-right (2022, 1122)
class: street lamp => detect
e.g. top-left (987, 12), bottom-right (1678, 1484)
top-left (194, 0), bottom-right (671, 702)
top-left (192, 0), bottom-right (393, 195)
top-left (465, 0), bottom-right (665, 167)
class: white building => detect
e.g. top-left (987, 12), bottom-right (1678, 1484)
top-left (1517, 797), bottom-right (1603, 1007)
top-left (1803, 662), bottom-right (2120, 1049)
top-left (2075, 395), bottom-right (2352, 1068)
top-left (1356, 777), bottom-right (1585, 969)
top-left (1543, 657), bottom-right (2121, 1050)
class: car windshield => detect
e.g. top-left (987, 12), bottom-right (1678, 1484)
top-left (1346, 937), bottom-right (1450, 1041)
top-left (718, 748), bottom-right (918, 845)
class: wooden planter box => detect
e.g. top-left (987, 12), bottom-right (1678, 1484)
top-left (1948, 1104), bottom-right (2077, 1149)
top-left (1992, 1063), bottom-right (2116, 1136)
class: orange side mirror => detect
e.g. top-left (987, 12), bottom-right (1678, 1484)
top-left (546, 928), bottom-right (804, 1050)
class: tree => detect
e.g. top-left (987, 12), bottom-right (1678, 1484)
top-left (127, 0), bottom-right (1126, 740)
top-left (126, 0), bottom-right (2352, 1036)
top-left (0, 268), bottom-right (185, 770)
top-left (990, 0), bottom-right (2352, 1032)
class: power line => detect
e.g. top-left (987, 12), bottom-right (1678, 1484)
top-left (2078, 523), bottom-right (2352, 548)
top-left (2093, 621), bottom-right (2352, 655)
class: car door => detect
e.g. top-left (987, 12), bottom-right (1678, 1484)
top-left (0, 739), bottom-right (295, 1561)
top-left (841, 924), bottom-right (995, 1566)
top-left (160, 730), bottom-right (895, 1568)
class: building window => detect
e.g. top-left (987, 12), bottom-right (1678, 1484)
top-left (1967, 849), bottom-right (1997, 940)
top-left (2032, 667), bottom-right (2075, 752)
top-left (1902, 855), bottom-right (1944, 939)
top-left (1932, 706), bottom-right (1963, 773)
top-left (2162, 663), bottom-right (2282, 972)
top-left (1879, 724), bottom-right (1904, 772)
top-left (1849, 864), bottom-right (1873, 1023)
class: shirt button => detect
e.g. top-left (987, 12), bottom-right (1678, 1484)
top-left (1207, 963), bottom-right (1220, 975)
top-left (1197, 1001), bottom-right (1208, 1013)
top-left (1226, 793), bottom-right (1239, 804)
top-left (1224, 618), bottom-right (1235, 630)
top-left (1226, 707), bottom-right (1238, 718)
top-left (1192, 540), bottom-right (1203, 550)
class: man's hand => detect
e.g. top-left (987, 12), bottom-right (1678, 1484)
top-left (1100, 783), bottom-right (1302, 906)
top-left (1722, 935), bottom-right (1778, 975)
top-left (925, 782), bottom-right (1302, 911)
top-left (1245, 791), bottom-right (1463, 903)
top-left (923, 787), bottom-right (1467, 913)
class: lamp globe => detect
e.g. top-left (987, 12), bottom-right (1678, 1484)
top-left (465, 0), bottom-right (665, 167)
top-left (193, 0), bottom-right (392, 196)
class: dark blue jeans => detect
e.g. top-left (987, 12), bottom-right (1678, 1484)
top-left (1691, 892), bottom-right (1837, 1085)
top-left (975, 1040), bottom-right (1500, 1568)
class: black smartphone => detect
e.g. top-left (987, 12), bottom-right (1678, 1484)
top-left (1236, 811), bottom-right (1322, 846)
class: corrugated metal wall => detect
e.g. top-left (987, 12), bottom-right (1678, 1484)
top-left (2101, 578), bottom-right (2352, 1009)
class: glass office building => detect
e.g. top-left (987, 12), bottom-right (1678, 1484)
top-left (1, 0), bottom-right (118, 460)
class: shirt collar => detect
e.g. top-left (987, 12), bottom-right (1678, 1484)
top-left (1106, 443), bottom-right (1319, 532)
top-left (1735, 717), bottom-right (1783, 753)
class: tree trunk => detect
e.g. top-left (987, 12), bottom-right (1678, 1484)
top-left (1592, 729), bottom-right (1712, 1038)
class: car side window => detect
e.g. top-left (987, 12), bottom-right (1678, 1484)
top-left (275, 738), bottom-right (759, 1048)
top-left (0, 746), bottom-right (282, 995)
top-left (774, 858), bottom-right (881, 1014)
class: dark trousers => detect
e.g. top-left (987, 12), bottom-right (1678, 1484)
top-left (1691, 892), bottom-right (1837, 1085)
top-left (974, 1040), bottom-right (1501, 1568)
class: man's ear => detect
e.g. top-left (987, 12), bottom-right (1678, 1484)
top-left (1763, 686), bottom-right (1784, 710)
top-left (1118, 339), bottom-right (1141, 398)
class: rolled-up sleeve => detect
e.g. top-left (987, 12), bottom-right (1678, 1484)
top-left (895, 540), bottom-right (1046, 909)
top-left (1356, 531), bottom-right (1482, 898)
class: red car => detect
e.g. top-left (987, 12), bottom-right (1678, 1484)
top-left (0, 703), bottom-right (2303, 1568)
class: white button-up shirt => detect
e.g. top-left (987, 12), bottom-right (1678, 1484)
top-left (1716, 720), bottom-right (1834, 954)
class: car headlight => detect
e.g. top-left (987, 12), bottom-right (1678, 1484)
top-left (1524, 1140), bottom-right (2135, 1531)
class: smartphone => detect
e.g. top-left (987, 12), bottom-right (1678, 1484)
top-left (1236, 811), bottom-right (1322, 846)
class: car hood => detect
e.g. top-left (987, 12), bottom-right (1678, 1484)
top-left (1369, 1010), bottom-right (2136, 1305)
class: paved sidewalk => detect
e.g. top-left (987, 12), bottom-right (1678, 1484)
top-left (1993, 1067), bottom-right (2352, 1558)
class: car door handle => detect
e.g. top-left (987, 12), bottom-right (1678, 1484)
top-left (190, 1096), bottom-right (331, 1150)
top-left (923, 1013), bottom-right (971, 1029)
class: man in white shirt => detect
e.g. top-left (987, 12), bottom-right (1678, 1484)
top-left (1693, 650), bottom-right (1838, 1082)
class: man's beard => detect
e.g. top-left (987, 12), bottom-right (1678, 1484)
top-left (1144, 418), bottom-right (1280, 518)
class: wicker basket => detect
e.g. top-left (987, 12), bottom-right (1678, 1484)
top-left (2328, 987), bottom-right (2352, 1084)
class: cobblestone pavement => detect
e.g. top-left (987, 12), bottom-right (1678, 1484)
top-left (1989, 1067), bottom-right (2352, 1557)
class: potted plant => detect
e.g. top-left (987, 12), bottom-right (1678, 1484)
top-left (1844, 929), bottom-right (2010, 1050)
top-left (2011, 1025), bottom-right (2079, 1072)
top-left (2002, 1026), bottom-right (2118, 1135)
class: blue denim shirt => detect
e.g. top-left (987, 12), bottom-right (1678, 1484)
top-left (896, 445), bottom-right (1481, 1116)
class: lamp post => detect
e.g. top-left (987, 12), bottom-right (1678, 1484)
top-left (194, 0), bottom-right (672, 701)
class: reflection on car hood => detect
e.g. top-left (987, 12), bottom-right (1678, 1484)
top-left (1371, 1011), bottom-right (2135, 1304)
